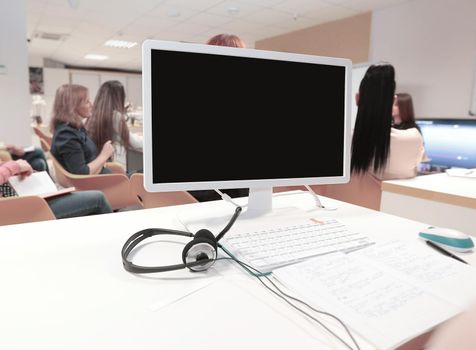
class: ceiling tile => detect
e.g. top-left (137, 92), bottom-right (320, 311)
top-left (122, 17), bottom-right (178, 37)
top-left (76, 0), bottom-right (159, 13)
top-left (161, 0), bottom-right (224, 11)
top-left (36, 15), bottom-right (78, 33)
top-left (237, 0), bottom-right (287, 6)
top-left (274, 0), bottom-right (330, 13)
top-left (303, 5), bottom-right (359, 23)
top-left (44, 3), bottom-right (89, 20)
top-left (151, 30), bottom-right (184, 42)
top-left (244, 8), bottom-right (294, 26)
top-left (26, 0), bottom-right (411, 71)
top-left (147, 4), bottom-right (200, 20)
top-left (206, 0), bottom-right (264, 19)
top-left (84, 11), bottom-right (141, 31)
top-left (187, 12), bottom-right (234, 27)
top-left (171, 22), bottom-right (215, 36)
top-left (215, 19), bottom-right (266, 36)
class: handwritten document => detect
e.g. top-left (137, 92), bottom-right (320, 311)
top-left (274, 241), bottom-right (476, 350)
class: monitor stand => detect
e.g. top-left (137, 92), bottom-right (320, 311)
top-left (241, 187), bottom-right (273, 219)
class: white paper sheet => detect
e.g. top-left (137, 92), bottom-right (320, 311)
top-left (8, 171), bottom-right (58, 196)
top-left (446, 168), bottom-right (476, 178)
top-left (274, 241), bottom-right (476, 349)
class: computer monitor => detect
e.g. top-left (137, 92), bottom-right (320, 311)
top-left (416, 118), bottom-right (476, 171)
top-left (142, 40), bottom-right (352, 217)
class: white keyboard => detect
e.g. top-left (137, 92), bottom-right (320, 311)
top-left (222, 218), bottom-right (373, 271)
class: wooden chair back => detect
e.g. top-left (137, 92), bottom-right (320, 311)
top-left (130, 173), bottom-right (198, 209)
top-left (49, 153), bottom-right (139, 210)
top-left (0, 195), bottom-right (56, 226)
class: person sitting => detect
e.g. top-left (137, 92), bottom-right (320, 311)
top-left (49, 84), bottom-right (115, 175)
top-left (392, 92), bottom-right (422, 133)
top-left (351, 65), bottom-right (426, 181)
top-left (5, 144), bottom-right (49, 173)
top-left (206, 33), bottom-right (246, 47)
top-left (297, 64), bottom-right (427, 210)
top-left (85, 80), bottom-right (143, 167)
top-left (0, 159), bottom-right (112, 218)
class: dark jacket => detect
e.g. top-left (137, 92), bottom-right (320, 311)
top-left (51, 122), bottom-right (110, 175)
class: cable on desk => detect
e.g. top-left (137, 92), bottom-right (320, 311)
top-left (218, 245), bottom-right (360, 350)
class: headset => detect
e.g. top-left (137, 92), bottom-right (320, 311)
top-left (121, 204), bottom-right (360, 349)
top-left (121, 206), bottom-right (242, 273)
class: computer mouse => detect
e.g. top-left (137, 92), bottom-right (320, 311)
top-left (418, 226), bottom-right (474, 252)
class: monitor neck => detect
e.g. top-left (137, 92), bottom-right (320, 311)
top-left (244, 187), bottom-right (273, 218)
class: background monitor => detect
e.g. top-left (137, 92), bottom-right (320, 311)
top-left (416, 118), bottom-right (476, 170)
top-left (142, 40), bottom-right (352, 216)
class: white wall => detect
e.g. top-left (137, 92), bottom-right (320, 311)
top-left (43, 68), bottom-right (70, 126)
top-left (371, 0), bottom-right (476, 118)
top-left (0, 0), bottom-right (31, 146)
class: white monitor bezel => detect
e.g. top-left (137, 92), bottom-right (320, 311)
top-left (142, 39), bottom-right (352, 193)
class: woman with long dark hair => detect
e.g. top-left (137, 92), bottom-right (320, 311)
top-left (86, 80), bottom-right (142, 165)
top-left (392, 92), bottom-right (422, 133)
top-left (351, 63), bottom-right (425, 180)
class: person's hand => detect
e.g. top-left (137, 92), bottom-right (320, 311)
top-left (100, 140), bottom-right (115, 160)
top-left (15, 159), bottom-right (33, 179)
top-left (6, 144), bottom-right (25, 157)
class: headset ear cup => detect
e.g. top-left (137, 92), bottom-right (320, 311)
top-left (182, 235), bottom-right (217, 272)
top-left (194, 229), bottom-right (216, 243)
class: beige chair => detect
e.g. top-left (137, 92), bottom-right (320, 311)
top-left (0, 195), bottom-right (56, 226)
top-left (49, 153), bottom-right (140, 211)
top-left (41, 137), bottom-right (124, 176)
top-left (130, 173), bottom-right (198, 209)
top-left (274, 173), bottom-right (382, 211)
top-left (310, 173), bottom-right (383, 211)
top-left (32, 126), bottom-right (52, 151)
top-left (104, 161), bottom-right (126, 174)
top-left (39, 138), bottom-right (51, 152)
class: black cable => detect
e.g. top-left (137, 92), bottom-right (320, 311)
top-left (218, 251), bottom-right (360, 350)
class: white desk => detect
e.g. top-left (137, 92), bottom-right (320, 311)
top-left (1, 193), bottom-right (475, 350)
top-left (381, 173), bottom-right (476, 236)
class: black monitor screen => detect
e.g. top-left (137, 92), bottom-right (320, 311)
top-left (416, 119), bottom-right (476, 169)
top-left (150, 48), bottom-right (346, 184)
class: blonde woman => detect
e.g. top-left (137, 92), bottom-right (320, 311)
top-left (50, 84), bottom-right (114, 175)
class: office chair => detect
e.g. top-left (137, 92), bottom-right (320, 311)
top-left (274, 174), bottom-right (382, 211)
top-left (130, 173), bottom-right (198, 209)
top-left (32, 126), bottom-right (53, 151)
top-left (310, 173), bottom-right (383, 211)
top-left (49, 153), bottom-right (140, 211)
top-left (0, 195), bottom-right (56, 226)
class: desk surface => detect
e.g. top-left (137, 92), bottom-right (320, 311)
top-left (1, 193), bottom-right (475, 350)
top-left (382, 173), bottom-right (476, 209)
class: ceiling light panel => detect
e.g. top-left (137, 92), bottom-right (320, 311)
top-left (104, 40), bottom-right (138, 49)
top-left (84, 54), bottom-right (109, 60)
